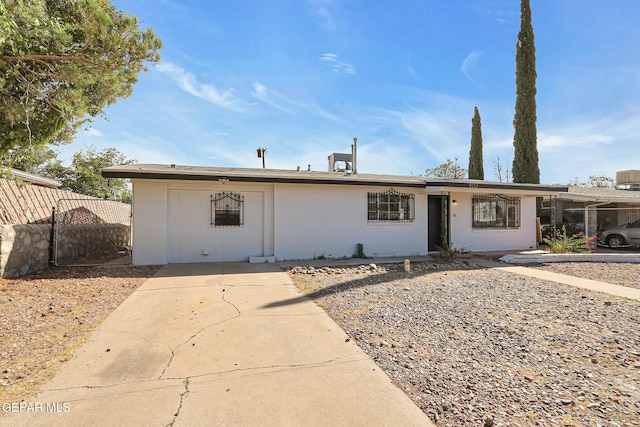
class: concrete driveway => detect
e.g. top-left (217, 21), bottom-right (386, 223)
top-left (1, 262), bottom-right (432, 426)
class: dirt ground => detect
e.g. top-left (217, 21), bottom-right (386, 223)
top-left (0, 265), bottom-right (161, 405)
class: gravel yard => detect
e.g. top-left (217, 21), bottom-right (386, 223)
top-left (532, 262), bottom-right (640, 289)
top-left (289, 261), bottom-right (640, 426)
top-left (0, 265), bottom-right (161, 405)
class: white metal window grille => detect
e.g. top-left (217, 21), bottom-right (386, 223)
top-left (211, 192), bottom-right (244, 226)
top-left (472, 194), bottom-right (520, 229)
top-left (368, 189), bottom-right (415, 222)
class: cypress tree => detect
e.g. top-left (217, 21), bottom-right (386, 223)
top-left (512, 0), bottom-right (540, 184)
top-left (468, 106), bottom-right (484, 180)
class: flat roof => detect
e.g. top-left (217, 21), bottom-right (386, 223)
top-left (102, 164), bottom-right (569, 193)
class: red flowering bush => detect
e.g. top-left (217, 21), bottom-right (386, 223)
top-left (543, 225), bottom-right (598, 253)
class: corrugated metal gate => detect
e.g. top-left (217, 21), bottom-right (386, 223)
top-left (52, 198), bottom-right (132, 266)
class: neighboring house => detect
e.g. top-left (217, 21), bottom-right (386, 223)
top-left (0, 168), bottom-right (64, 224)
top-left (0, 168), bottom-right (129, 225)
top-left (102, 162), bottom-right (568, 265)
top-left (1, 168), bottom-right (133, 277)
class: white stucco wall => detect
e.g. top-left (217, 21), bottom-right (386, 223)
top-left (167, 189), bottom-right (267, 263)
top-left (131, 180), bottom-right (275, 264)
top-left (131, 178), bottom-right (544, 265)
top-left (131, 181), bottom-right (168, 265)
top-left (449, 192), bottom-right (539, 252)
top-left (273, 184), bottom-right (428, 260)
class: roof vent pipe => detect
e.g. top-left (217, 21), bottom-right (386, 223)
top-left (351, 137), bottom-right (358, 174)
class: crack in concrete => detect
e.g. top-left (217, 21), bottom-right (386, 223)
top-left (160, 353), bottom-right (367, 382)
top-left (44, 269), bottom-right (356, 413)
top-left (158, 349), bottom-right (176, 379)
top-left (45, 377), bottom-right (188, 401)
top-left (158, 283), bottom-right (242, 379)
top-left (165, 378), bottom-right (190, 427)
top-left (46, 354), bottom-right (364, 395)
top-left (220, 284), bottom-right (241, 316)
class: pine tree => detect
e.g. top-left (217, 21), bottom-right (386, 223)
top-left (512, 0), bottom-right (540, 184)
top-left (468, 106), bottom-right (484, 180)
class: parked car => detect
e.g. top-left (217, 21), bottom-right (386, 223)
top-left (598, 219), bottom-right (640, 248)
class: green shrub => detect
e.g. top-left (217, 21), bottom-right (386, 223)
top-left (437, 242), bottom-right (469, 261)
top-left (543, 225), bottom-right (597, 253)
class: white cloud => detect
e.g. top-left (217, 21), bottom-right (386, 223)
top-left (484, 137), bottom-right (513, 149)
top-left (355, 139), bottom-right (421, 175)
top-left (484, 1), bottom-right (518, 25)
top-left (83, 127), bottom-right (103, 137)
top-left (251, 81), bottom-right (342, 122)
top-left (397, 110), bottom-right (465, 161)
top-left (156, 62), bottom-right (245, 111)
top-left (538, 132), bottom-right (612, 151)
top-left (535, 110), bottom-right (640, 183)
top-left (406, 63), bottom-right (420, 85)
top-left (309, 0), bottom-right (335, 31)
top-left (251, 82), bottom-right (295, 114)
top-left (320, 53), bottom-right (355, 74)
top-left (252, 82), bottom-right (267, 97)
top-left (59, 129), bottom-right (178, 167)
top-left (306, 103), bottom-right (342, 122)
top-left (460, 50), bottom-right (483, 87)
top-left (385, 92), bottom-right (477, 164)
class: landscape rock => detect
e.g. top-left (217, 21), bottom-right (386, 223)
top-left (289, 260), bottom-right (640, 426)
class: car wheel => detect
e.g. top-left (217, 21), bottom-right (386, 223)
top-left (607, 235), bottom-right (626, 248)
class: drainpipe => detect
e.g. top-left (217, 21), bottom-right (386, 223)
top-left (585, 200), bottom-right (610, 236)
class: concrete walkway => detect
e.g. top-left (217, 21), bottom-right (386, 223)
top-left (474, 258), bottom-right (640, 301)
top-left (1, 262), bottom-right (432, 427)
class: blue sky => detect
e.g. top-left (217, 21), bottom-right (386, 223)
top-left (63, 0), bottom-right (640, 184)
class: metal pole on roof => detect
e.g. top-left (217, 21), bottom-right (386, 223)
top-left (257, 148), bottom-right (266, 168)
top-left (352, 137), bottom-right (358, 174)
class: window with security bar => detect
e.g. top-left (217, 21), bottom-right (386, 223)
top-left (368, 190), bottom-right (415, 222)
top-left (211, 192), bottom-right (244, 226)
top-left (472, 194), bottom-right (520, 229)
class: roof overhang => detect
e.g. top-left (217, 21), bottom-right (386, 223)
top-left (2, 167), bottom-right (62, 188)
top-left (556, 193), bottom-right (607, 202)
top-left (425, 179), bottom-right (568, 196)
top-left (102, 164), bottom-right (569, 195)
top-left (102, 165), bottom-right (427, 188)
top-left (557, 193), bottom-right (640, 204)
top-left (558, 187), bottom-right (640, 204)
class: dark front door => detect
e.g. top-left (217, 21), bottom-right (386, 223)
top-left (428, 195), bottom-right (449, 251)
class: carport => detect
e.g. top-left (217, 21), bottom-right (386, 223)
top-left (542, 187), bottom-right (640, 236)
